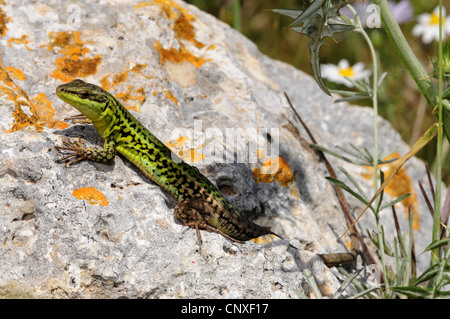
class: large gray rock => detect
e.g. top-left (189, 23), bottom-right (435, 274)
top-left (0, 0), bottom-right (436, 298)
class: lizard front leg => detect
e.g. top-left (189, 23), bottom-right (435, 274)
top-left (55, 138), bottom-right (117, 166)
top-left (174, 199), bottom-right (244, 244)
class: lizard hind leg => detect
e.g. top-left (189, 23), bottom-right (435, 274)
top-left (174, 199), bottom-right (209, 244)
top-left (174, 198), bottom-right (245, 244)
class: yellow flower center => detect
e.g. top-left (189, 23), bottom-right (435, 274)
top-left (429, 12), bottom-right (444, 25)
top-left (339, 67), bottom-right (354, 78)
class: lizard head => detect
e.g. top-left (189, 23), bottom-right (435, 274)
top-left (56, 79), bottom-right (111, 119)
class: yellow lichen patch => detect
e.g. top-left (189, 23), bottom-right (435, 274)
top-left (135, 0), bottom-right (194, 23)
top-left (139, 0), bottom-right (211, 68)
top-left (150, 0), bottom-right (206, 48)
top-left (362, 152), bottom-right (420, 230)
top-left (163, 89), bottom-right (178, 106)
top-left (186, 147), bottom-right (205, 163)
top-left (0, 5), bottom-right (10, 37)
top-left (168, 135), bottom-right (189, 148)
top-left (0, 62), bottom-right (68, 133)
top-left (99, 74), bottom-right (112, 91)
top-left (115, 86), bottom-right (146, 112)
top-left (165, 136), bottom-right (205, 163)
top-left (154, 40), bottom-right (210, 68)
top-left (112, 71), bottom-right (129, 86)
top-left (99, 65), bottom-right (148, 110)
top-left (72, 187), bottom-right (109, 207)
top-left (7, 35), bottom-right (31, 51)
top-left (253, 156), bottom-right (295, 188)
top-left (29, 93), bottom-right (69, 130)
top-left (251, 234), bottom-right (275, 244)
top-left (131, 63), bottom-right (147, 73)
top-left (5, 67), bottom-right (26, 81)
top-left (173, 13), bottom-right (204, 49)
top-left (46, 31), bottom-right (102, 82)
top-left (345, 239), bottom-right (352, 249)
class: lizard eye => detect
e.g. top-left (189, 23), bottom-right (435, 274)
top-left (78, 91), bottom-right (91, 100)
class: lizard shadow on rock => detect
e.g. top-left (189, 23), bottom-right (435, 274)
top-left (54, 124), bottom-right (104, 146)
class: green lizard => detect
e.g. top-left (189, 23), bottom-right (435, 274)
top-left (55, 79), bottom-right (279, 244)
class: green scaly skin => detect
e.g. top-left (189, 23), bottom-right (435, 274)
top-left (55, 79), bottom-right (279, 243)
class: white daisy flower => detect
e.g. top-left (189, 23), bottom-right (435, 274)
top-left (321, 59), bottom-right (372, 87)
top-left (412, 6), bottom-right (450, 44)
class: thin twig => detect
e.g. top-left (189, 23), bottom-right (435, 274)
top-left (408, 206), bottom-right (417, 280)
top-left (391, 206), bottom-right (405, 257)
top-left (425, 162), bottom-right (435, 203)
top-left (418, 181), bottom-right (435, 218)
top-left (440, 186), bottom-right (450, 241)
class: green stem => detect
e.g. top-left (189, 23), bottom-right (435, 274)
top-left (231, 0), bottom-right (242, 32)
top-left (373, 0), bottom-right (450, 141)
top-left (372, 0), bottom-right (436, 107)
top-left (432, 1), bottom-right (444, 267)
top-left (350, 4), bottom-right (389, 293)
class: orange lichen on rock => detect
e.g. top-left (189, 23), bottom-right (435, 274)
top-left (173, 13), bottom-right (205, 49)
top-left (7, 35), bottom-right (31, 50)
top-left (29, 93), bottom-right (70, 130)
top-left (163, 89), bottom-right (178, 106)
top-left (0, 60), bottom-right (69, 133)
top-left (5, 67), bottom-right (26, 81)
top-left (72, 187), bottom-right (109, 207)
top-left (362, 152), bottom-right (420, 230)
top-left (47, 31), bottom-right (102, 82)
top-left (136, 0), bottom-right (211, 68)
top-left (115, 86), bottom-right (146, 112)
top-left (253, 156), bottom-right (295, 188)
top-left (165, 136), bottom-right (205, 163)
top-left (99, 65), bottom-right (148, 111)
top-left (0, 5), bottom-right (10, 37)
top-left (154, 41), bottom-right (210, 68)
top-left (5, 92), bottom-right (69, 133)
top-left (251, 234), bottom-right (275, 244)
top-left (135, 0), bottom-right (194, 24)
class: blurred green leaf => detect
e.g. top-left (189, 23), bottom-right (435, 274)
top-left (325, 176), bottom-right (374, 213)
top-left (425, 237), bottom-right (450, 252)
top-left (338, 166), bottom-right (368, 201)
top-left (367, 228), bottom-right (393, 256)
top-left (310, 143), bottom-right (370, 165)
top-left (334, 93), bottom-right (371, 103)
top-left (332, 268), bottom-right (363, 299)
top-left (379, 193), bottom-right (411, 211)
top-left (271, 8), bottom-right (304, 20)
top-left (411, 263), bottom-right (441, 286)
top-left (288, 0), bottom-right (325, 27)
top-left (390, 286), bottom-right (434, 298)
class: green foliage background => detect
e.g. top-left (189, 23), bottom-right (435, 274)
top-left (187, 0), bottom-right (450, 184)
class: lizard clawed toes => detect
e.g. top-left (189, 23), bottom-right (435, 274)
top-left (64, 113), bottom-right (91, 124)
top-left (55, 141), bottom-right (89, 166)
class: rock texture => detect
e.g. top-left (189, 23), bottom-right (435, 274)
top-left (0, 0), bottom-right (436, 298)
